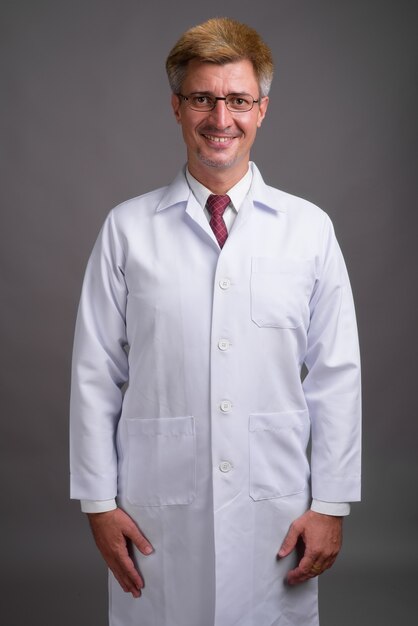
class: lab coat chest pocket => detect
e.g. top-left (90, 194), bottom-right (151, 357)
top-left (249, 411), bottom-right (310, 501)
top-left (126, 416), bottom-right (196, 506)
top-left (250, 257), bottom-right (314, 329)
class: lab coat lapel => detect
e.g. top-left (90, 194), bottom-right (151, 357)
top-left (249, 162), bottom-right (287, 215)
top-left (227, 163), bottom-right (287, 241)
top-left (156, 168), bottom-right (220, 252)
top-left (184, 193), bottom-right (220, 251)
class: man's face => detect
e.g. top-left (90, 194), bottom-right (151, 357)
top-left (171, 58), bottom-right (269, 182)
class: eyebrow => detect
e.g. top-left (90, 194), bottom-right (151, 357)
top-left (189, 91), bottom-right (252, 96)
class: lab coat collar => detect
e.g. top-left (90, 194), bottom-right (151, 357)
top-left (249, 163), bottom-right (287, 213)
top-left (155, 162), bottom-right (287, 214)
top-left (155, 167), bottom-right (191, 212)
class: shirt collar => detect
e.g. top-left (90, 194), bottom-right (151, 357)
top-left (185, 165), bottom-right (253, 213)
top-left (155, 162), bottom-right (287, 214)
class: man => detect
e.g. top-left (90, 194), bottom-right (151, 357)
top-left (70, 17), bottom-right (361, 626)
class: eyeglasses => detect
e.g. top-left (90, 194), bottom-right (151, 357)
top-left (178, 92), bottom-right (260, 113)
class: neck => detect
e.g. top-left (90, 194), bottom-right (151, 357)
top-left (187, 161), bottom-right (250, 195)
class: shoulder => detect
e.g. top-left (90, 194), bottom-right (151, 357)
top-left (107, 168), bottom-right (189, 228)
top-left (90, 186), bottom-right (170, 257)
top-left (267, 185), bottom-right (328, 219)
top-left (110, 185), bottom-right (168, 224)
top-left (251, 163), bottom-right (330, 226)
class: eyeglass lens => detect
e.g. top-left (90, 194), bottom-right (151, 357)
top-left (184, 94), bottom-right (257, 112)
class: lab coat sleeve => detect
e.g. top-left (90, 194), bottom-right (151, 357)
top-left (70, 210), bottom-right (128, 501)
top-left (303, 214), bottom-right (361, 503)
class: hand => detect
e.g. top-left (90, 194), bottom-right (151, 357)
top-left (87, 508), bottom-right (154, 598)
top-left (277, 510), bottom-right (343, 585)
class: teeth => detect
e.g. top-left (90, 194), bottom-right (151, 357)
top-left (205, 135), bottom-right (231, 143)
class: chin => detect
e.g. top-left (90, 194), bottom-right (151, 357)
top-left (197, 152), bottom-right (238, 169)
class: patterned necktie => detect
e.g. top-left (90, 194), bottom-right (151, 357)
top-left (206, 194), bottom-right (231, 248)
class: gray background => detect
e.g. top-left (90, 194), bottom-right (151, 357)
top-left (1, 0), bottom-right (417, 624)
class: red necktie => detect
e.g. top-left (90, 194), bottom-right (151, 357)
top-left (206, 194), bottom-right (230, 248)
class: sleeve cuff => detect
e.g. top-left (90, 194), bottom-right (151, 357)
top-left (311, 499), bottom-right (351, 516)
top-left (80, 499), bottom-right (117, 513)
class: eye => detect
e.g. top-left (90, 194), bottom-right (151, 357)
top-left (228, 95), bottom-right (252, 110)
top-left (191, 95), bottom-right (211, 106)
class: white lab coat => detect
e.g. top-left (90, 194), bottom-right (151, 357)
top-left (70, 163), bottom-right (361, 626)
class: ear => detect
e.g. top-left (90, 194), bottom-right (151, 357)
top-left (257, 96), bottom-right (269, 128)
top-left (171, 93), bottom-right (182, 123)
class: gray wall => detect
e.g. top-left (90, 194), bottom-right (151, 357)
top-left (1, 0), bottom-right (417, 624)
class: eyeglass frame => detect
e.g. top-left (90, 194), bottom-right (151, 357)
top-left (177, 92), bottom-right (261, 113)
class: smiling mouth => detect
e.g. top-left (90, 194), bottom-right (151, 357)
top-left (203, 134), bottom-right (235, 143)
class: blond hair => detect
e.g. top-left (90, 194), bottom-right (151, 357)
top-left (166, 17), bottom-right (274, 97)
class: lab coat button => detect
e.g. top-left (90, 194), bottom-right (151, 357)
top-left (220, 400), bottom-right (232, 412)
top-left (218, 339), bottom-right (230, 351)
top-left (219, 461), bottom-right (232, 473)
top-left (219, 278), bottom-right (231, 290)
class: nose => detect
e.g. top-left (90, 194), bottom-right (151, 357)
top-left (208, 99), bottom-right (233, 127)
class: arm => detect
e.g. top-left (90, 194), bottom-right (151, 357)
top-left (70, 209), bottom-right (128, 502)
top-left (69, 211), bottom-right (155, 594)
top-left (280, 215), bottom-right (361, 584)
top-left (303, 215), bottom-right (361, 505)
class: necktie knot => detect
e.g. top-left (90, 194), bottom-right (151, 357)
top-left (206, 194), bottom-right (230, 248)
top-left (206, 194), bottom-right (231, 218)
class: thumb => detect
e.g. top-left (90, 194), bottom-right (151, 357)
top-left (128, 524), bottom-right (154, 556)
top-left (278, 521), bottom-right (300, 558)
top-left (116, 508), bottom-right (154, 556)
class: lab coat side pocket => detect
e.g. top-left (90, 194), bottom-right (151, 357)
top-left (126, 416), bottom-right (196, 506)
top-left (249, 411), bottom-right (310, 501)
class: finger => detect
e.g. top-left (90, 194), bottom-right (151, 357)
top-left (290, 549), bottom-right (338, 584)
top-left (287, 564), bottom-right (317, 585)
top-left (320, 553), bottom-right (337, 573)
top-left (112, 565), bottom-right (142, 598)
top-left (286, 568), bottom-right (309, 585)
top-left (310, 565), bottom-right (322, 576)
top-left (115, 572), bottom-right (141, 597)
top-left (111, 553), bottom-right (144, 596)
top-left (278, 522), bottom-right (300, 558)
top-left (286, 554), bottom-right (317, 585)
top-left (287, 558), bottom-right (331, 585)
